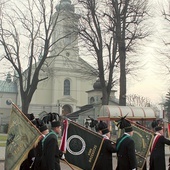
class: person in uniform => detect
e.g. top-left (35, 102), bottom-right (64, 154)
top-left (116, 118), bottom-right (137, 170)
top-left (94, 121), bottom-right (116, 170)
top-left (149, 120), bottom-right (170, 170)
top-left (33, 124), bottom-right (49, 170)
top-left (40, 120), bottom-right (63, 170)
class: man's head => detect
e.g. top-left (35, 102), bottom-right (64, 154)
top-left (51, 121), bottom-right (61, 134)
top-left (39, 125), bottom-right (49, 135)
top-left (151, 120), bottom-right (163, 135)
top-left (155, 126), bottom-right (163, 135)
top-left (97, 121), bottom-right (110, 138)
top-left (117, 117), bottom-right (133, 136)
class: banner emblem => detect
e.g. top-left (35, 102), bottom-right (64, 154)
top-left (67, 135), bottom-right (86, 155)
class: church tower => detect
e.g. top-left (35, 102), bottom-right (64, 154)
top-left (51, 0), bottom-right (80, 63)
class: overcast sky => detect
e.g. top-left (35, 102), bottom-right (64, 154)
top-left (127, 0), bottom-right (170, 106)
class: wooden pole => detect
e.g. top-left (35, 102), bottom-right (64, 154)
top-left (63, 159), bottom-right (76, 170)
top-left (124, 117), bottom-right (154, 134)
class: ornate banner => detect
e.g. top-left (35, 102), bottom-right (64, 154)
top-left (64, 121), bottom-right (104, 170)
top-left (118, 124), bottom-right (154, 169)
top-left (5, 104), bottom-right (40, 170)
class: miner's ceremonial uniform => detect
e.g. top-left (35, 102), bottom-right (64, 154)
top-left (116, 133), bottom-right (137, 170)
top-left (149, 125), bottom-right (170, 170)
top-left (116, 118), bottom-right (137, 170)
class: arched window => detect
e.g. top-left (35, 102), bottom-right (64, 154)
top-left (90, 97), bottom-right (95, 104)
top-left (64, 79), bottom-right (70, 95)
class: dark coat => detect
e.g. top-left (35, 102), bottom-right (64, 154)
top-left (40, 131), bottom-right (61, 170)
top-left (20, 148), bottom-right (35, 170)
top-left (149, 135), bottom-right (170, 170)
top-left (33, 138), bottom-right (43, 170)
top-left (116, 134), bottom-right (137, 170)
top-left (94, 138), bottom-right (116, 170)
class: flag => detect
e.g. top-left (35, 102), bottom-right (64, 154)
top-left (5, 103), bottom-right (41, 170)
top-left (60, 119), bottom-right (68, 153)
top-left (118, 123), bottom-right (154, 169)
top-left (168, 123), bottom-right (170, 138)
top-left (63, 121), bottom-right (104, 170)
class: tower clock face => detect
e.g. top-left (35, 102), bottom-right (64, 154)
top-left (90, 97), bottom-right (95, 104)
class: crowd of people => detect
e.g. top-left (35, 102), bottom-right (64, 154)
top-left (20, 113), bottom-right (63, 170)
top-left (19, 113), bottom-right (170, 170)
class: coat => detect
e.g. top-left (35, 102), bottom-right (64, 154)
top-left (149, 134), bottom-right (170, 170)
top-left (116, 134), bottom-right (137, 170)
top-left (33, 138), bottom-right (43, 170)
top-left (20, 148), bottom-right (35, 170)
top-left (94, 138), bottom-right (116, 170)
top-left (40, 131), bottom-right (61, 170)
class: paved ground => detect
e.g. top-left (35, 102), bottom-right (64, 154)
top-left (1, 152), bottom-right (170, 170)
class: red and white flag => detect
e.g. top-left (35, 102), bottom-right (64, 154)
top-left (60, 119), bottom-right (68, 153)
top-left (168, 123), bottom-right (170, 138)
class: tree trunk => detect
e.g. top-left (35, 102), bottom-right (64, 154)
top-left (21, 99), bottom-right (30, 115)
top-left (119, 43), bottom-right (126, 106)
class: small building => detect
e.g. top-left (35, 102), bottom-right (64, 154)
top-left (0, 73), bottom-right (18, 132)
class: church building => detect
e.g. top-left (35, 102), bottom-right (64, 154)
top-left (0, 0), bottom-right (118, 129)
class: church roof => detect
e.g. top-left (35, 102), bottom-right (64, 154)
top-left (0, 80), bottom-right (17, 93)
top-left (66, 104), bottom-right (94, 119)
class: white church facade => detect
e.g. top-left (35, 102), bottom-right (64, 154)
top-left (26, 0), bottom-right (99, 117)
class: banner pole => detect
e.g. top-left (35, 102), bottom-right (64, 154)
top-left (115, 117), bottom-right (155, 134)
top-left (63, 159), bottom-right (76, 170)
top-left (135, 152), bottom-right (146, 159)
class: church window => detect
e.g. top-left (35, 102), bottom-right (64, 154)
top-left (64, 79), bottom-right (70, 95)
top-left (90, 97), bottom-right (95, 104)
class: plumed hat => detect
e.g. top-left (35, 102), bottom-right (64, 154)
top-left (98, 121), bottom-right (109, 135)
top-left (117, 115), bottom-right (133, 132)
top-left (151, 120), bottom-right (163, 132)
top-left (39, 125), bottom-right (48, 132)
top-left (26, 113), bottom-right (35, 121)
top-left (155, 126), bottom-right (163, 132)
top-left (151, 120), bottom-right (158, 129)
top-left (51, 121), bottom-right (61, 127)
top-left (32, 118), bottom-right (43, 129)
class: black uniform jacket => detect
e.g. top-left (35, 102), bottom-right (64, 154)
top-left (34, 138), bottom-right (44, 170)
top-left (149, 134), bottom-right (170, 170)
top-left (94, 138), bottom-right (116, 170)
top-left (116, 134), bottom-right (137, 170)
top-left (40, 132), bottom-right (61, 170)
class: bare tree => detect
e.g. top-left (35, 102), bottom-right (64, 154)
top-left (77, 0), bottom-right (150, 105)
top-left (0, 0), bottom-right (75, 114)
top-left (157, 0), bottom-right (170, 78)
top-left (126, 94), bottom-right (151, 107)
top-left (110, 0), bottom-right (150, 105)
top-left (77, 0), bottom-right (119, 105)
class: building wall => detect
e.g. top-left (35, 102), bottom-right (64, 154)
top-left (0, 92), bottom-right (17, 127)
top-left (29, 69), bottom-right (95, 116)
